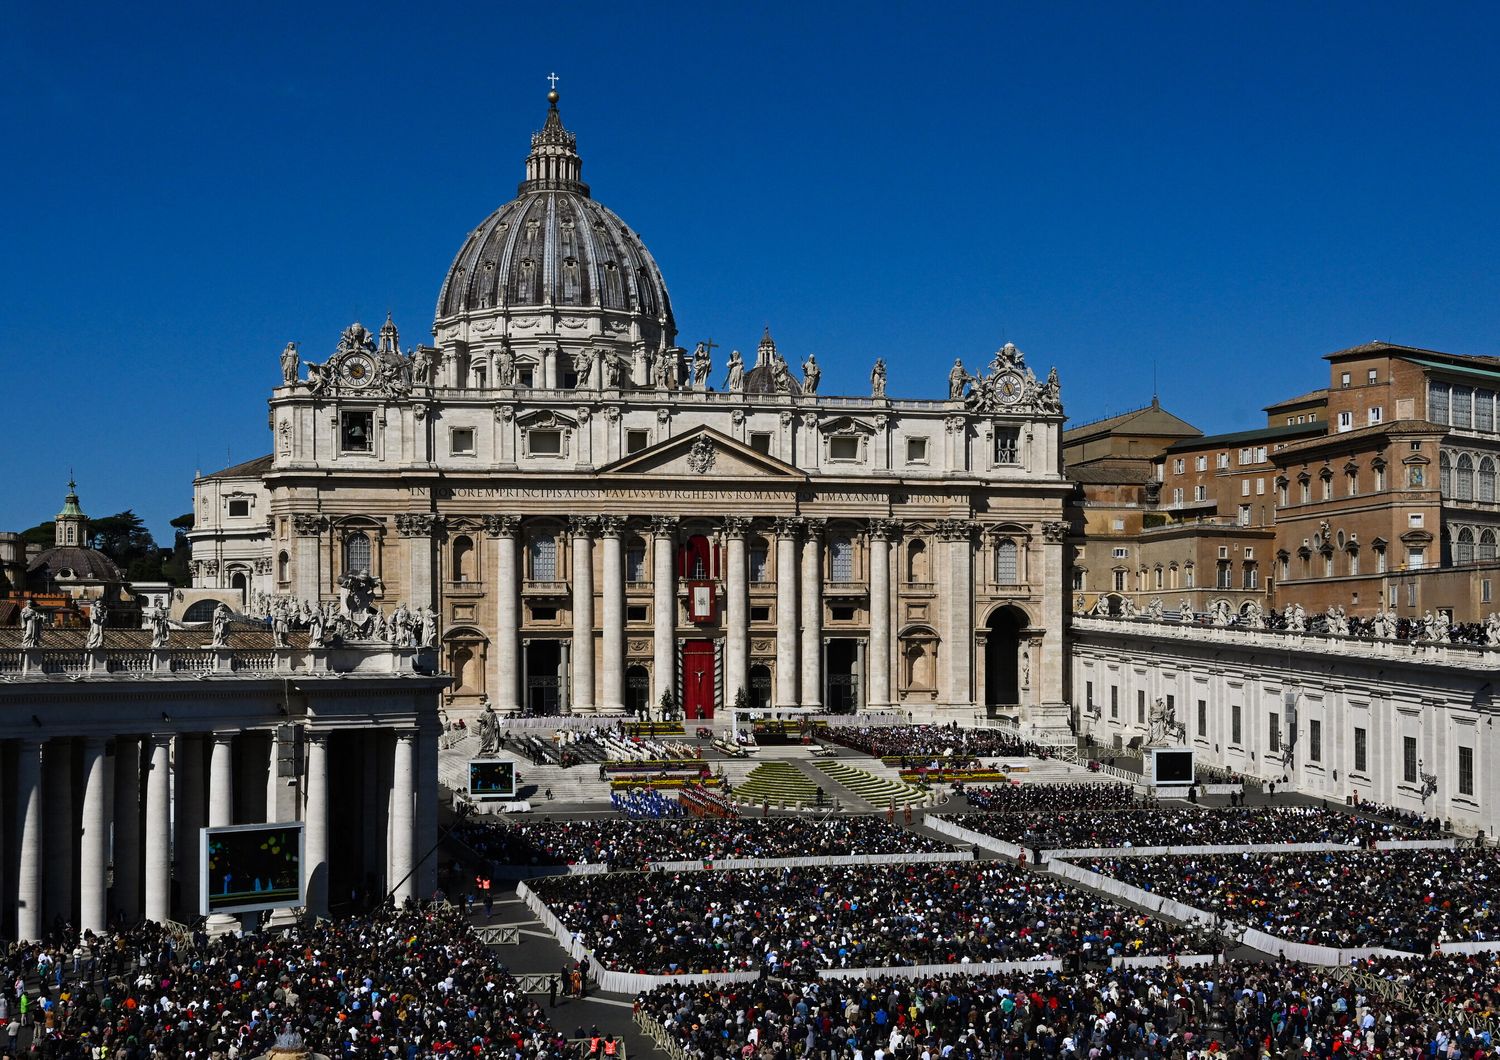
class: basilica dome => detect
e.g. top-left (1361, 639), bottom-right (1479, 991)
top-left (433, 92), bottom-right (675, 355)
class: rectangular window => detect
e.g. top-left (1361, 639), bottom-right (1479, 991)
top-left (1111, 517), bottom-right (1126, 531)
top-left (1195, 456), bottom-right (1207, 472)
top-left (1241, 479), bottom-right (1250, 497)
top-left (1232, 704), bottom-right (1242, 745)
top-left (1459, 746), bottom-right (1475, 796)
top-left (1256, 477), bottom-right (1266, 495)
top-left (529, 429), bottom-right (562, 456)
top-left (626, 604), bottom-right (648, 622)
top-left (1354, 727), bottom-right (1368, 773)
top-left (830, 605), bottom-right (856, 621)
top-left (1184, 565), bottom-right (1195, 588)
top-left (1110, 686), bottom-right (1118, 719)
top-left (1239, 448), bottom-right (1252, 464)
top-left (1137, 689), bottom-right (1146, 724)
top-left (829, 536), bottom-right (855, 581)
top-left (1368, 406), bottom-right (1383, 425)
top-left (1341, 371), bottom-right (1351, 388)
top-left (1195, 485), bottom-right (1207, 501)
top-left (1409, 512), bottom-right (1424, 528)
top-left (1268, 712), bottom-right (1280, 753)
top-left (626, 429), bottom-right (650, 454)
top-left (1479, 391), bottom-right (1496, 432)
top-left (1454, 386), bottom-right (1474, 428)
top-left (1347, 471), bottom-right (1358, 496)
top-left (1256, 447), bottom-right (1268, 463)
top-left (227, 499), bottom-right (250, 518)
top-left (1197, 699), bottom-right (1207, 736)
top-left (1484, 579), bottom-right (1493, 604)
top-left (1217, 453), bottom-right (1229, 469)
top-left (1172, 487), bottom-right (1183, 504)
top-left (340, 410), bottom-right (374, 453)
top-left (750, 605), bottom-right (770, 622)
top-left (529, 605), bottom-right (556, 621)
top-left (749, 432), bottom-right (772, 454)
top-left (1174, 458), bottom-right (1185, 474)
top-left (829, 436), bottom-right (860, 461)
top-left (1242, 565), bottom-right (1258, 589)
top-left (749, 543), bottom-right (769, 582)
top-left (1403, 736), bottom-right (1418, 783)
top-left (449, 427), bottom-right (476, 455)
top-left (625, 545), bottom-right (646, 581)
top-left (906, 437), bottom-right (929, 463)
top-left (1407, 547), bottom-right (1426, 569)
top-left (1238, 504), bottom-right (1251, 526)
top-left (1112, 547), bottom-right (1129, 559)
top-left (1086, 680), bottom-right (1094, 707)
top-left (1429, 381), bottom-right (1450, 423)
top-left (995, 540), bottom-right (1019, 584)
top-left (1309, 719), bottom-right (1322, 762)
top-left (1300, 480), bottom-right (1311, 503)
top-left (1112, 570), bottom-right (1126, 591)
top-left (1368, 368), bottom-right (1379, 385)
top-left (1322, 477), bottom-right (1333, 500)
top-left (994, 427), bottom-right (1020, 464)
top-left (517, 366), bottom-right (535, 388)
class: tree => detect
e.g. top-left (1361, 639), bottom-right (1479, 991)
top-left (160, 513), bottom-right (195, 586)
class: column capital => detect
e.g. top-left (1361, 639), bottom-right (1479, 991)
top-left (292, 513), bottom-right (328, 537)
top-left (598, 515), bottom-right (625, 537)
top-left (723, 515), bottom-right (751, 538)
top-left (394, 728), bottom-right (418, 744)
top-left (395, 512), bottom-right (444, 538)
top-left (772, 516), bottom-right (803, 539)
top-left (803, 517), bottom-right (827, 538)
top-left (568, 515), bottom-right (600, 538)
top-left (1041, 519), bottom-right (1069, 544)
top-left (936, 518), bottom-right (979, 542)
top-left (648, 515), bottom-right (678, 537)
top-left (869, 518), bottom-right (901, 541)
top-left (483, 514), bottom-right (522, 538)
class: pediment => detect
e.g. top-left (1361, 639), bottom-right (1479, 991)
top-left (599, 426), bottom-right (806, 480)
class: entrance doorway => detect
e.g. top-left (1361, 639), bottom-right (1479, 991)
top-left (625, 665), bottom-right (650, 715)
top-left (984, 606), bottom-right (1027, 710)
top-left (826, 639), bottom-right (860, 713)
top-left (681, 639), bottom-right (715, 719)
top-left (524, 641), bottom-right (561, 715)
top-left (749, 664), bottom-right (772, 711)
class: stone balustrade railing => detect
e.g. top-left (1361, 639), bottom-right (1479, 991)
top-left (1071, 615), bottom-right (1500, 668)
top-left (0, 644), bottom-right (438, 679)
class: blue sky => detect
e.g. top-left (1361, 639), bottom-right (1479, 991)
top-left (3, 2), bottom-right (1498, 539)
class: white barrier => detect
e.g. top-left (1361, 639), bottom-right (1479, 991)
top-left (1197, 784), bottom-right (1246, 795)
top-left (1044, 841), bottom-right (1368, 860)
top-left (1238, 928), bottom-right (1417, 966)
top-left (819, 959), bottom-right (1062, 980)
top-left (1044, 859), bottom-right (1226, 931)
top-left (647, 850), bottom-right (973, 872)
top-left (1113, 954), bottom-right (1220, 968)
top-left (1433, 939), bottom-right (1500, 954)
top-left (1375, 838), bottom-right (1457, 850)
top-left (924, 815), bottom-right (1026, 861)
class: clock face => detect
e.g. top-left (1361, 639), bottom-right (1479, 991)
top-left (997, 371), bottom-right (1025, 404)
top-left (340, 353), bottom-right (376, 388)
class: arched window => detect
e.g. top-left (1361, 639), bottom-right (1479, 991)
top-left (1481, 529), bottom-right (1497, 562)
top-left (344, 532), bottom-right (371, 573)
top-left (277, 551), bottom-right (290, 583)
top-left (828, 535), bottom-right (854, 581)
top-left (748, 537), bottom-right (770, 582)
top-left (528, 531), bottom-right (557, 580)
top-left (906, 539), bottom-right (929, 582)
top-left (1458, 527), bottom-right (1476, 565)
top-left (1457, 454), bottom-right (1475, 501)
top-left (1481, 458), bottom-right (1497, 503)
top-left (183, 599), bottom-right (222, 623)
top-left (994, 539), bottom-right (1018, 584)
top-left (1440, 452), bottom-right (1452, 495)
top-left (452, 535), bottom-right (474, 583)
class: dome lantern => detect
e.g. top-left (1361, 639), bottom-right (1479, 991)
top-left (520, 91), bottom-right (589, 197)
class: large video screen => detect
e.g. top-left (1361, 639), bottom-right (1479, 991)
top-left (1152, 748), bottom-right (1195, 785)
top-left (468, 758), bottom-right (518, 799)
top-left (201, 822), bottom-right (304, 916)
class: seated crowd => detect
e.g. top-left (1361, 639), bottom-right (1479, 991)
top-left (963, 782), bottom-right (1147, 814)
top-left (946, 804), bottom-right (1417, 850)
top-left (1080, 849), bottom-right (1500, 953)
top-left (634, 960), bottom-right (1489, 1059)
top-left (531, 863), bottom-right (1209, 975)
top-left (1348, 950), bottom-right (1500, 1028)
top-left (1, 905), bottom-right (561, 1059)
top-left (461, 815), bottom-right (952, 869)
top-left (824, 724), bottom-right (1052, 763)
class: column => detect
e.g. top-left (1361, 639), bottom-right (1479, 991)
top-left (400, 514), bottom-right (439, 611)
top-left (112, 736), bottom-right (142, 923)
top-left (869, 521), bottom-right (894, 709)
top-left (390, 730), bottom-right (416, 904)
top-left (43, 739), bottom-right (73, 926)
top-left (361, 733), bottom-right (382, 891)
top-left (416, 720), bottom-right (439, 898)
top-left (724, 517), bottom-right (750, 708)
top-left (490, 516), bottom-right (522, 712)
top-left (175, 734), bottom-right (204, 919)
top-left (79, 737), bottom-right (110, 936)
top-left (292, 515), bottom-right (323, 603)
top-left (774, 518), bottom-right (801, 707)
top-left (651, 516), bottom-right (677, 710)
top-left (265, 729), bottom-right (283, 823)
top-left (303, 731), bottom-right (329, 918)
top-left (800, 519), bottom-right (825, 708)
top-left (600, 517), bottom-right (626, 713)
top-left (16, 739), bottom-right (43, 942)
top-left (209, 733), bottom-right (234, 828)
top-left (144, 735), bottom-right (172, 924)
top-left (942, 520), bottom-right (975, 708)
top-left (558, 641), bottom-right (571, 713)
top-left (570, 517), bottom-right (596, 713)
top-left (1038, 520), bottom-right (1069, 720)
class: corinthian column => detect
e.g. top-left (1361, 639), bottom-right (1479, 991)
top-left (800, 518), bottom-right (825, 708)
top-left (940, 519), bottom-right (976, 708)
top-left (79, 737), bottom-right (110, 937)
top-left (773, 518), bottom-right (801, 707)
top-left (15, 739), bottom-right (42, 942)
top-left (599, 516), bottom-right (626, 713)
top-left (651, 516), bottom-right (677, 710)
top-left (724, 516), bottom-right (750, 707)
top-left (869, 520), bottom-right (895, 709)
top-left (486, 515), bottom-right (522, 712)
top-left (303, 731), bottom-right (329, 917)
top-left (570, 517), bottom-right (597, 713)
top-left (144, 735), bottom-right (171, 925)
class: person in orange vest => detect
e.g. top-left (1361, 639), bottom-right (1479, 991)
top-left (588, 1034), bottom-right (601, 1057)
top-left (603, 1035), bottom-right (619, 1057)
top-left (475, 873), bottom-right (493, 918)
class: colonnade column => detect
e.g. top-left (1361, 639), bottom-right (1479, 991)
top-left (416, 721), bottom-right (439, 897)
top-left (869, 520), bottom-right (894, 709)
top-left (303, 731), bottom-right (329, 918)
top-left (390, 730), bottom-right (416, 904)
top-left (266, 729), bottom-right (283, 822)
top-left (724, 517), bottom-right (750, 708)
top-left (570, 517), bottom-right (596, 713)
top-left (144, 735), bottom-right (172, 925)
top-left (651, 516), bottom-right (677, 710)
top-left (600, 516), bottom-right (626, 713)
top-left (175, 734), bottom-right (205, 919)
top-left (15, 739), bottom-right (42, 942)
top-left (205, 733), bottom-right (236, 929)
top-left (773, 518), bottom-right (801, 707)
top-left (112, 736), bottom-right (142, 923)
top-left (79, 736), bottom-right (110, 937)
top-left (488, 515), bottom-right (522, 713)
top-left (43, 740), bottom-right (73, 926)
top-left (800, 518), bottom-right (825, 708)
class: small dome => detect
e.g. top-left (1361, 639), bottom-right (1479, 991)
top-left (743, 328), bottom-right (802, 396)
top-left (434, 93), bottom-right (675, 352)
top-left (28, 546), bottom-right (122, 583)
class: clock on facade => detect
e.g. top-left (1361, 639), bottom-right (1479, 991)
top-left (997, 371), bottom-right (1025, 404)
top-left (339, 353), bottom-right (377, 388)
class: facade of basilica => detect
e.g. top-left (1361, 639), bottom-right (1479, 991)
top-left (189, 91), bottom-right (1072, 728)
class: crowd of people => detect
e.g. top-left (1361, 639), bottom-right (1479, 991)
top-left (459, 815), bottom-right (952, 869)
top-left (634, 960), bottom-right (1495, 1059)
top-left (1349, 950), bottom-right (1500, 1030)
top-left (962, 782), bottom-right (1148, 814)
top-left (1080, 849), bottom-right (1500, 954)
top-left (0, 904), bottom-right (564, 1058)
top-left (823, 724), bottom-right (1054, 764)
top-left (531, 862), bottom-right (1211, 975)
top-left (946, 804), bottom-right (1418, 849)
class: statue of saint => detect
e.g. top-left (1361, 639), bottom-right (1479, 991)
top-left (211, 603), bottom-right (232, 649)
top-left (20, 601), bottom-right (43, 648)
top-left (725, 349), bottom-right (744, 392)
top-left (307, 607), bottom-right (325, 649)
top-left (692, 342), bottom-right (712, 389)
top-left (420, 606), bottom-right (438, 648)
top-left (477, 697), bottom-right (501, 754)
top-left (871, 358), bottom-right (887, 398)
top-left (151, 604), bottom-right (171, 649)
top-left (494, 343), bottom-right (515, 386)
top-left (801, 353), bottom-right (821, 395)
top-left (271, 603), bottom-right (289, 648)
top-left (85, 598), bottom-right (108, 650)
top-left (280, 342), bottom-right (300, 385)
top-left (770, 356), bottom-right (791, 393)
top-left (948, 359), bottom-right (968, 400)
